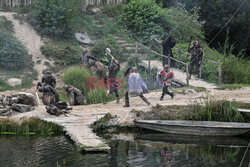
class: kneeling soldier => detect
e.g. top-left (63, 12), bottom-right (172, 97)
top-left (64, 85), bottom-right (86, 106)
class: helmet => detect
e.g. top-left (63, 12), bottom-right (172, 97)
top-left (106, 48), bottom-right (111, 54)
top-left (64, 85), bottom-right (69, 91)
top-left (164, 64), bottom-right (169, 70)
top-left (46, 70), bottom-right (52, 75)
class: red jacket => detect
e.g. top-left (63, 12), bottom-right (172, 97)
top-left (160, 69), bottom-right (174, 85)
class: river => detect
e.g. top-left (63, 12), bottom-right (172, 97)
top-left (0, 134), bottom-right (249, 167)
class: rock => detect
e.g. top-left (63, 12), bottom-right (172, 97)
top-left (184, 89), bottom-right (197, 94)
top-left (9, 97), bottom-right (19, 105)
top-left (91, 7), bottom-right (101, 13)
top-left (7, 78), bottom-right (22, 87)
top-left (2, 96), bottom-right (11, 107)
top-left (0, 109), bottom-right (8, 114)
top-left (11, 103), bottom-right (32, 113)
top-left (16, 92), bottom-right (37, 106)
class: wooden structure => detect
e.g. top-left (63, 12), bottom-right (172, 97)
top-left (134, 120), bottom-right (250, 136)
top-left (0, 0), bottom-right (32, 7)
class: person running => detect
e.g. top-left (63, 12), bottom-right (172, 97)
top-left (123, 67), bottom-right (151, 107)
top-left (159, 65), bottom-right (174, 101)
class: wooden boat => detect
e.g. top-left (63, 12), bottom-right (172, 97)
top-left (135, 133), bottom-right (249, 147)
top-left (134, 120), bottom-right (250, 136)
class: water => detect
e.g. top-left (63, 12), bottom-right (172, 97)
top-left (0, 134), bottom-right (249, 167)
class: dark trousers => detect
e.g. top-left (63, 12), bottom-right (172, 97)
top-left (161, 84), bottom-right (174, 99)
top-left (163, 49), bottom-right (175, 67)
top-left (189, 58), bottom-right (200, 77)
top-left (108, 80), bottom-right (119, 98)
top-left (125, 90), bottom-right (150, 105)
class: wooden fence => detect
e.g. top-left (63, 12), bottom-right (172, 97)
top-left (0, 0), bottom-right (32, 7)
top-left (135, 41), bottom-right (222, 85)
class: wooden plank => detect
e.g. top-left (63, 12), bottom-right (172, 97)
top-left (238, 108), bottom-right (250, 113)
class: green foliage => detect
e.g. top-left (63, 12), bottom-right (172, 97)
top-left (127, 55), bottom-right (142, 67)
top-left (0, 79), bottom-right (13, 91)
top-left (161, 7), bottom-right (204, 43)
top-left (91, 35), bottom-right (125, 63)
top-left (41, 43), bottom-right (81, 66)
top-left (32, 0), bottom-right (80, 38)
top-left (186, 100), bottom-right (245, 122)
top-left (0, 118), bottom-right (63, 135)
top-left (0, 16), bottom-right (29, 70)
top-left (63, 66), bottom-right (92, 95)
top-left (121, 0), bottom-right (164, 43)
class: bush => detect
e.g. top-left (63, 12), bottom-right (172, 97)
top-left (0, 32), bottom-right (28, 71)
top-left (121, 0), bottom-right (164, 43)
top-left (32, 0), bottom-right (80, 38)
top-left (0, 16), bottom-right (13, 32)
top-left (41, 44), bottom-right (81, 66)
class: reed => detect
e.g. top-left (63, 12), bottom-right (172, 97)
top-left (0, 118), bottom-right (63, 135)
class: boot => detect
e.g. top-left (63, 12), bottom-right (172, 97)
top-left (170, 93), bottom-right (174, 99)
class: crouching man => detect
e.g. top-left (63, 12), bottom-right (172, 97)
top-left (64, 85), bottom-right (86, 106)
top-left (123, 67), bottom-right (151, 107)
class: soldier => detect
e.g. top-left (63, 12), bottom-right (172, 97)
top-left (123, 67), bottom-right (151, 107)
top-left (159, 65), bottom-right (174, 101)
top-left (186, 41), bottom-right (203, 79)
top-left (64, 85), bottom-right (86, 106)
top-left (42, 71), bottom-right (56, 88)
top-left (107, 56), bottom-right (120, 103)
top-left (162, 33), bottom-right (176, 67)
top-left (36, 82), bottom-right (60, 104)
top-left (80, 51), bottom-right (98, 69)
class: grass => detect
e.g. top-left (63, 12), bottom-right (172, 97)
top-left (0, 118), bottom-right (64, 135)
top-left (216, 84), bottom-right (250, 90)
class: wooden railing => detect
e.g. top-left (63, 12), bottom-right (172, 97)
top-left (135, 40), bottom-right (223, 85)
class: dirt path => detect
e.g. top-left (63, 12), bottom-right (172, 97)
top-left (0, 12), bottom-right (54, 83)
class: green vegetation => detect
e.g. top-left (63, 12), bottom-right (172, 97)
top-left (0, 16), bottom-right (29, 70)
top-left (63, 66), bottom-right (125, 104)
top-left (0, 118), bottom-right (63, 135)
top-left (32, 0), bottom-right (81, 38)
top-left (41, 42), bottom-right (81, 66)
top-left (186, 100), bottom-right (245, 122)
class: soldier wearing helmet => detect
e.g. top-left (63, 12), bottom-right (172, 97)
top-left (42, 70), bottom-right (56, 88)
top-left (64, 85), bottom-right (86, 106)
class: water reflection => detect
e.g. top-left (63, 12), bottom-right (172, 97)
top-left (0, 134), bottom-right (249, 167)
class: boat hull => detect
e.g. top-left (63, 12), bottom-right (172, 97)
top-left (134, 120), bottom-right (250, 136)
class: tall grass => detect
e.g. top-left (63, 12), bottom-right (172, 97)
top-left (63, 66), bottom-right (126, 104)
top-left (186, 100), bottom-right (245, 122)
top-left (0, 118), bottom-right (63, 135)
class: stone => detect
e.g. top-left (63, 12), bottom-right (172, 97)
top-left (16, 92), bottom-right (37, 106)
top-left (11, 103), bottom-right (32, 113)
top-left (91, 7), bottom-right (101, 13)
top-left (2, 96), bottom-right (11, 107)
top-left (7, 78), bottom-right (22, 87)
top-left (0, 109), bottom-right (8, 114)
top-left (184, 89), bottom-right (197, 94)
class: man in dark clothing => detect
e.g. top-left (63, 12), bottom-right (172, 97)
top-left (64, 85), bottom-right (86, 106)
top-left (107, 56), bottom-right (120, 103)
top-left (42, 71), bottom-right (56, 88)
top-left (36, 82), bottom-right (60, 104)
top-left (159, 65), bottom-right (174, 101)
top-left (186, 41), bottom-right (203, 79)
top-left (80, 53), bottom-right (98, 69)
top-left (123, 67), bottom-right (151, 107)
top-left (162, 33), bottom-right (175, 67)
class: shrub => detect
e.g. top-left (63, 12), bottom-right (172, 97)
top-left (0, 16), bottom-right (13, 32)
top-left (121, 0), bottom-right (164, 43)
top-left (32, 0), bottom-right (80, 38)
top-left (41, 44), bottom-right (81, 66)
top-left (0, 31), bottom-right (28, 70)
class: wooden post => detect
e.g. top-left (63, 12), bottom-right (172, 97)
top-left (218, 59), bottom-right (222, 84)
top-left (168, 53), bottom-right (171, 67)
top-left (186, 64), bottom-right (189, 86)
top-left (178, 48), bottom-right (181, 60)
top-left (135, 42), bottom-right (138, 56)
top-left (148, 45), bottom-right (151, 75)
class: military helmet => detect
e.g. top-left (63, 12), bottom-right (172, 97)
top-left (46, 70), bottom-right (52, 75)
top-left (63, 85), bottom-right (69, 91)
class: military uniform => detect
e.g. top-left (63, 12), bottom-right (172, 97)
top-left (81, 54), bottom-right (97, 69)
top-left (64, 85), bottom-right (86, 106)
top-left (188, 43), bottom-right (203, 78)
top-left (42, 74), bottom-right (56, 88)
top-left (107, 60), bottom-right (120, 102)
top-left (162, 33), bottom-right (175, 67)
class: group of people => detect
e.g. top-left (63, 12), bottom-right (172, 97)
top-left (160, 33), bottom-right (203, 79)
